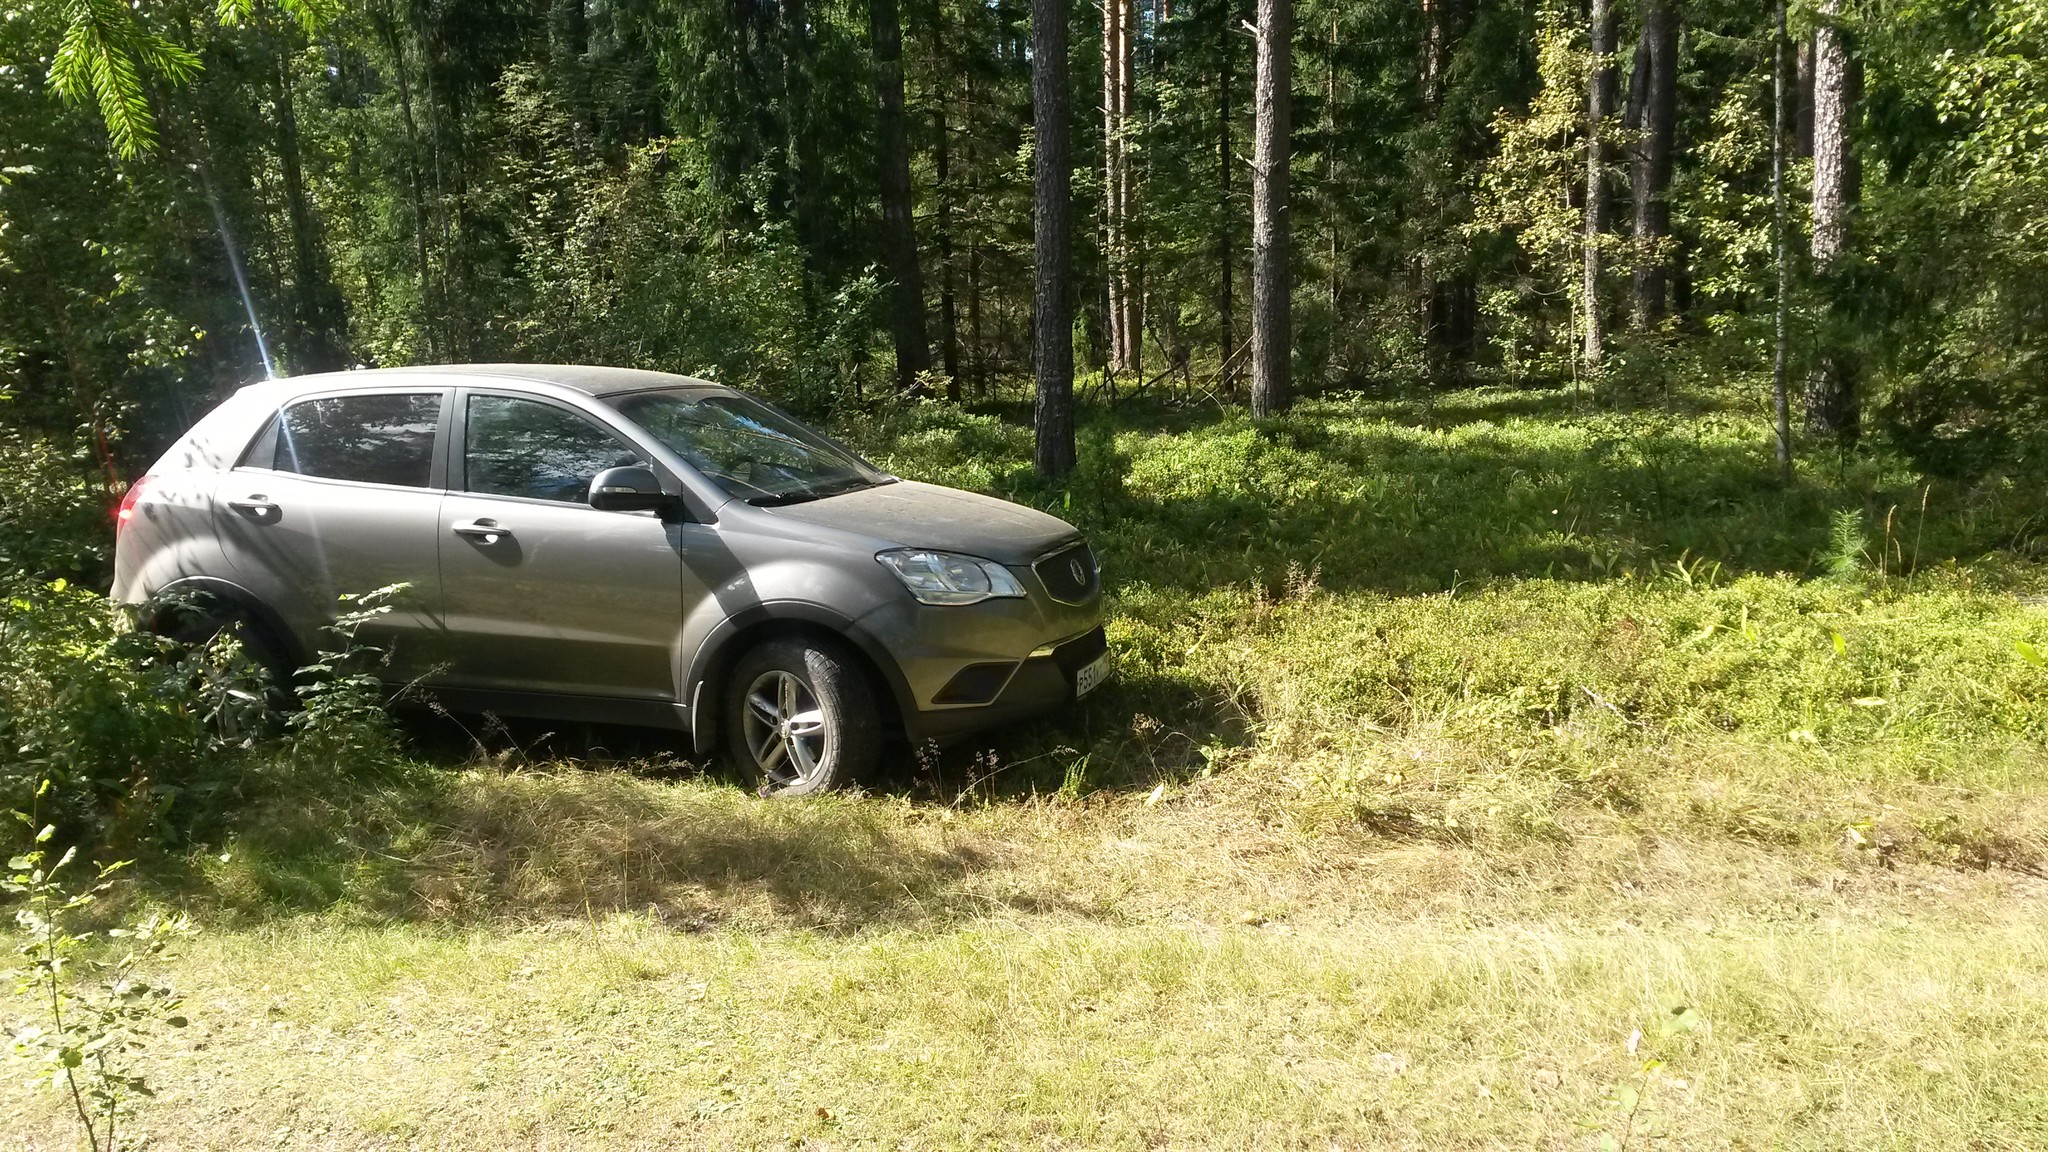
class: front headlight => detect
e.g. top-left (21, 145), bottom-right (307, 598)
top-left (876, 549), bottom-right (1026, 606)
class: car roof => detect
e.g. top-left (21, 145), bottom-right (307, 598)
top-left (239, 364), bottom-right (728, 400)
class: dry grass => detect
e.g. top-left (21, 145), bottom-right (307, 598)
top-left (5, 766), bottom-right (2046, 1149)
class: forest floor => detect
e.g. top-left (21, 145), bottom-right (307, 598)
top-left (6, 384), bottom-right (2048, 1149)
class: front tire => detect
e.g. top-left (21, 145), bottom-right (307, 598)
top-left (722, 637), bottom-right (881, 797)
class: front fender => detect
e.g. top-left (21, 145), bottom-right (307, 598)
top-left (682, 599), bottom-right (916, 757)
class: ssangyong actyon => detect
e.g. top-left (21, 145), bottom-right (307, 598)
top-left (111, 365), bottom-right (1108, 795)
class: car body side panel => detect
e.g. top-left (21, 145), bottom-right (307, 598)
top-left (210, 471), bottom-right (446, 678)
top-left (431, 493), bottom-right (693, 699)
top-left (112, 471), bottom-right (230, 606)
top-left (111, 386), bottom-right (279, 606)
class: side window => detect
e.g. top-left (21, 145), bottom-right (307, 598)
top-left (272, 393), bottom-right (442, 487)
top-left (464, 395), bottom-right (644, 504)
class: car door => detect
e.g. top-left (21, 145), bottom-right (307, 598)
top-left (430, 389), bottom-right (687, 700)
top-left (212, 388), bottom-right (449, 678)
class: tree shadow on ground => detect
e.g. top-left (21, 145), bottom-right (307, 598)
top-left (1014, 390), bottom-right (2045, 599)
top-left (163, 655), bottom-right (1242, 932)
top-left (172, 755), bottom-right (1094, 933)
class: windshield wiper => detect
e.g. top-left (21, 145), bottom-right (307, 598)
top-left (746, 476), bottom-right (889, 507)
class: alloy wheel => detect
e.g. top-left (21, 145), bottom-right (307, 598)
top-left (742, 669), bottom-right (830, 788)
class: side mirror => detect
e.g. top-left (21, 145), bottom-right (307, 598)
top-left (589, 466), bottom-right (677, 514)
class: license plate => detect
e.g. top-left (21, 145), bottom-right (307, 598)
top-left (1074, 650), bottom-right (1112, 698)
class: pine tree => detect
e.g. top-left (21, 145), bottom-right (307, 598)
top-left (1249, 0), bottom-right (1291, 417)
top-left (1033, 0), bottom-right (1076, 476)
top-left (871, 0), bottom-right (931, 392)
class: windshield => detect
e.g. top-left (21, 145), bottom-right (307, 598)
top-left (609, 389), bottom-right (890, 504)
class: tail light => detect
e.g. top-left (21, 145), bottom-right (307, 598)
top-left (115, 475), bottom-right (154, 535)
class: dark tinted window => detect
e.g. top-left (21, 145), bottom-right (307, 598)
top-left (464, 395), bottom-right (643, 504)
top-left (274, 393), bottom-right (442, 487)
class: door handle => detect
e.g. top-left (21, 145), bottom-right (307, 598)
top-left (452, 519), bottom-right (512, 545)
top-left (227, 496), bottom-right (279, 521)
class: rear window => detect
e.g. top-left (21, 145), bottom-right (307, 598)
top-left (267, 393), bottom-right (443, 488)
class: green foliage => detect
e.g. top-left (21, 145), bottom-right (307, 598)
top-left (1471, 2), bottom-right (1596, 374)
top-left (45, 0), bottom-right (200, 158)
top-left (284, 586), bottom-right (407, 777)
top-left (6, 813), bottom-right (193, 1152)
top-left (0, 578), bottom-right (269, 846)
top-left (1822, 508), bottom-right (1871, 579)
top-left (496, 124), bottom-right (883, 414)
top-left (0, 428), bottom-right (107, 583)
top-left (0, 570), bottom-right (421, 852)
top-left (1859, 0), bottom-right (2048, 478)
top-left (838, 388), bottom-right (2048, 859)
top-left (1580, 1005), bottom-right (1706, 1150)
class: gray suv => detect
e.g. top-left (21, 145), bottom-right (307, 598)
top-left (112, 365), bottom-right (1108, 794)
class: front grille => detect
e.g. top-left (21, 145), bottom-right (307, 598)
top-left (1033, 541), bottom-right (1099, 604)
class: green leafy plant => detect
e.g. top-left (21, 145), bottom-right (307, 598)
top-left (1580, 1005), bottom-right (1706, 1150)
top-left (1823, 509), bottom-right (1872, 579)
top-left (285, 586), bottom-right (410, 777)
top-left (6, 798), bottom-right (193, 1152)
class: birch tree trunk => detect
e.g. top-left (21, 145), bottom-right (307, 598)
top-left (1582, 0), bottom-right (1617, 369)
top-left (1805, 0), bottom-right (1859, 442)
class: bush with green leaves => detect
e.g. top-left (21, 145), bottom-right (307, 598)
top-left (0, 427), bottom-right (109, 585)
top-left (0, 578), bottom-right (267, 848)
top-left (7, 810), bottom-right (193, 1152)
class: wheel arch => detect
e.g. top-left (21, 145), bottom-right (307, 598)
top-left (685, 603), bottom-right (913, 757)
top-left (136, 576), bottom-right (310, 674)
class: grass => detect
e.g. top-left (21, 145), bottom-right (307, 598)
top-left (6, 382), bottom-right (2048, 1147)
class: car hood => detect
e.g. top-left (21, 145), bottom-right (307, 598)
top-left (760, 480), bottom-right (1081, 565)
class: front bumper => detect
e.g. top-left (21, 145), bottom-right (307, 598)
top-left (899, 625), bottom-right (1109, 745)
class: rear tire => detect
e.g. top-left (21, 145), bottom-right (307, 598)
top-left (150, 593), bottom-right (298, 705)
top-left (722, 636), bottom-right (881, 797)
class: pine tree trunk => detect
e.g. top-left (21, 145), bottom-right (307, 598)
top-left (1249, 0), bottom-right (1291, 418)
top-left (1033, 0), bottom-right (1076, 477)
top-left (547, 0), bottom-right (590, 153)
top-left (782, 0), bottom-right (827, 294)
top-left (1102, 0), bottom-right (1122, 374)
top-left (1118, 0), bottom-right (1140, 373)
top-left (936, 94), bottom-right (961, 400)
top-left (1772, 0), bottom-right (1792, 481)
top-left (871, 0), bottom-right (930, 393)
top-left (1626, 0), bottom-right (1677, 329)
top-left (1217, 3), bottom-right (1236, 382)
top-left (1323, 18), bottom-right (1338, 323)
top-left (375, 10), bottom-right (438, 360)
top-left (1582, 0), bottom-right (1617, 369)
top-left (1805, 0), bottom-right (1859, 442)
top-left (932, 19), bottom-right (961, 399)
top-left (965, 67), bottom-right (986, 395)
